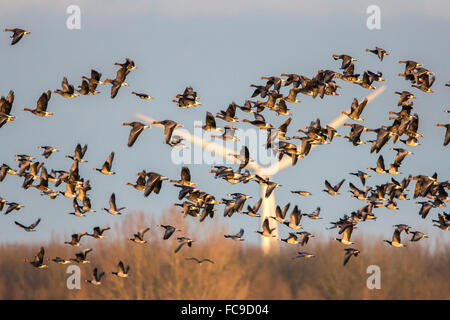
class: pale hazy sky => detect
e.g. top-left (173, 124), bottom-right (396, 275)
top-left (0, 1), bottom-right (449, 247)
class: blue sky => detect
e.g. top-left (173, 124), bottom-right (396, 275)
top-left (0, 1), bottom-right (449, 247)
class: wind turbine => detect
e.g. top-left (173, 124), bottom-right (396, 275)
top-left (137, 86), bottom-right (385, 254)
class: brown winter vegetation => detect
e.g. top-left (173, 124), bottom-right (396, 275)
top-left (0, 209), bottom-right (448, 300)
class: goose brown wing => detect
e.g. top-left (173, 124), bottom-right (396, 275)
top-left (181, 167), bottom-right (191, 183)
top-left (253, 198), bottom-right (263, 212)
top-left (104, 152), bottom-right (115, 170)
top-left (36, 247), bottom-right (45, 263)
top-left (36, 91), bottom-right (50, 112)
top-left (205, 112), bottom-right (216, 128)
top-left (127, 123), bottom-right (144, 147)
top-left (377, 155), bottom-right (385, 171)
top-left (109, 193), bottom-right (117, 210)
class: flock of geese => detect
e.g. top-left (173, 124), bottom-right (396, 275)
top-left (1, 28), bottom-right (449, 286)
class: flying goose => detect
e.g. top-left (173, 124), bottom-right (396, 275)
top-left (112, 261), bottom-right (130, 278)
top-left (250, 84), bottom-right (269, 98)
top-left (323, 179), bottom-right (345, 195)
top-left (29, 166), bottom-right (53, 193)
top-left (86, 268), bottom-right (105, 285)
top-left (343, 123), bottom-right (368, 146)
top-left (260, 76), bottom-right (284, 91)
top-left (332, 54), bottom-right (357, 70)
top-left (231, 146), bottom-right (249, 171)
top-left (292, 252), bottom-right (315, 259)
top-left (216, 103), bottom-right (239, 122)
top-left (104, 67), bottom-right (130, 99)
top-left (296, 231), bottom-right (314, 246)
top-left (283, 206), bottom-right (303, 230)
top-left (432, 213), bottom-right (449, 231)
top-left (65, 143), bottom-right (88, 163)
top-left (167, 135), bottom-right (187, 147)
top-left (238, 100), bottom-right (256, 113)
top-left (195, 112), bottom-right (223, 132)
top-left (23, 91), bottom-right (53, 117)
top-left (365, 47), bottom-right (389, 61)
top-left (367, 70), bottom-right (385, 82)
top-left (174, 237), bottom-right (194, 253)
top-left (224, 228), bottom-right (245, 241)
top-left (0, 164), bottom-right (16, 182)
top-left (4, 202), bottom-right (24, 215)
top-left (122, 122), bottom-right (150, 147)
top-left (71, 248), bottom-right (93, 263)
top-left (157, 224), bottom-right (180, 240)
top-left (65, 232), bottom-right (88, 246)
top-left (94, 152), bottom-right (116, 175)
top-left (131, 91), bottom-right (154, 100)
top-left (75, 80), bottom-right (91, 95)
top-left (342, 98), bottom-right (368, 121)
top-left (278, 232), bottom-right (299, 244)
top-left (15, 218), bottom-right (41, 232)
top-left (114, 58), bottom-right (137, 70)
top-left (395, 91), bottom-right (415, 106)
top-left (227, 193), bottom-right (252, 213)
top-left (367, 155), bottom-right (387, 174)
top-left (349, 170), bottom-right (371, 186)
top-left (334, 223), bottom-right (355, 245)
top-left (254, 175), bottom-right (282, 198)
top-left (49, 257), bottom-right (71, 264)
top-left (60, 183), bottom-right (77, 199)
top-left (24, 247), bottom-right (47, 268)
top-left (221, 199), bottom-right (237, 217)
top-left (103, 193), bottom-right (126, 215)
top-left (290, 190), bottom-right (312, 197)
top-left (384, 227), bottom-right (406, 248)
top-left (81, 69), bottom-right (104, 86)
top-left (105, 67), bottom-right (130, 98)
top-left (412, 74), bottom-right (435, 93)
top-left (270, 203), bottom-right (291, 224)
top-left (213, 125), bottom-right (239, 141)
top-left (78, 73), bottom-right (101, 95)
top-left (241, 198), bottom-right (262, 217)
top-left (169, 167), bottom-right (195, 186)
top-left (54, 77), bottom-right (79, 98)
top-left (185, 257), bottom-right (214, 264)
top-left (390, 148), bottom-right (413, 166)
top-left (68, 199), bottom-right (86, 217)
top-left (410, 231), bottom-right (429, 242)
top-left (144, 172), bottom-right (168, 197)
top-left (398, 60), bottom-right (422, 77)
top-left (255, 218), bottom-right (277, 238)
top-left (88, 226), bottom-right (111, 239)
top-left (416, 199), bottom-right (436, 218)
top-left (38, 145), bottom-right (58, 159)
top-left (0, 90), bottom-right (15, 125)
top-left (272, 99), bottom-right (292, 116)
top-left (303, 207), bottom-right (322, 220)
top-left (172, 87), bottom-right (201, 108)
top-left (343, 248), bottom-right (360, 266)
top-left (242, 113), bottom-right (273, 130)
top-left (130, 227), bottom-right (150, 244)
top-left (4, 28), bottom-right (31, 45)
top-left (152, 120), bottom-right (183, 144)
